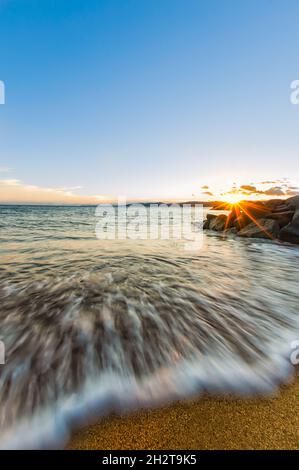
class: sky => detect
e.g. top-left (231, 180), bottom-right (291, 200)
top-left (0, 0), bottom-right (299, 204)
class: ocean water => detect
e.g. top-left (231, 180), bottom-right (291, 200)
top-left (0, 205), bottom-right (299, 449)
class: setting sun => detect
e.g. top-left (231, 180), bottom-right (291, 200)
top-left (220, 192), bottom-right (244, 205)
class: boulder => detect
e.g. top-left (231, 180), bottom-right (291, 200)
top-left (234, 213), bottom-right (251, 230)
top-left (206, 213), bottom-right (218, 221)
top-left (224, 227), bottom-right (238, 236)
top-left (240, 202), bottom-right (271, 218)
top-left (279, 208), bottom-right (299, 244)
top-left (279, 224), bottom-right (299, 244)
top-left (265, 211), bottom-right (294, 228)
top-left (225, 208), bottom-right (238, 228)
top-left (237, 218), bottom-right (280, 239)
top-left (203, 219), bottom-right (210, 230)
top-left (272, 205), bottom-right (292, 214)
top-left (293, 208), bottom-right (299, 225)
top-left (203, 213), bottom-right (218, 229)
top-left (263, 199), bottom-right (285, 209)
top-left (285, 195), bottom-right (299, 209)
top-left (209, 214), bottom-right (227, 231)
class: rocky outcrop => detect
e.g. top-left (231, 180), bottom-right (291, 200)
top-left (234, 213), bottom-right (251, 230)
top-left (238, 219), bottom-right (280, 239)
top-left (285, 195), bottom-right (299, 209)
top-left (209, 214), bottom-right (227, 231)
top-left (265, 211), bottom-right (294, 228)
top-left (279, 207), bottom-right (299, 244)
top-left (203, 196), bottom-right (299, 245)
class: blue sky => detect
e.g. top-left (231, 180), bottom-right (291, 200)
top-left (0, 0), bottom-right (299, 202)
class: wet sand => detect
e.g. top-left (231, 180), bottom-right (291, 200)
top-left (68, 371), bottom-right (299, 450)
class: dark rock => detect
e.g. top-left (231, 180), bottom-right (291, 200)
top-left (279, 224), bottom-right (299, 244)
top-left (263, 199), bottom-right (285, 209)
top-left (285, 195), bottom-right (299, 209)
top-left (272, 204), bottom-right (292, 213)
top-left (234, 213), bottom-right (251, 230)
top-left (203, 219), bottom-right (210, 230)
top-left (203, 213), bottom-right (217, 229)
top-left (206, 213), bottom-right (218, 221)
top-left (265, 211), bottom-right (294, 228)
top-left (293, 208), bottom-right (299, 225)
top-left (224, 227), bottom-right (238, 235)
top-left (240, 202), bottom-right (271, 218)
top-left (209, 214), bottom-right (227, 231)
top-left (279, 208), bottom-right (299, 244)
top-left (225, 208), bottom-right (238, 228)
top-left (237, 218), bottom-right (280, 239)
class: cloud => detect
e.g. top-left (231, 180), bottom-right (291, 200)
top-left (285, 188), bottom-right (299, 196)
top-left (202, 191), bottom-right (214, 196)
top-left (259, 180), bottom-right (280, 185)
top-left (201, 185), bottom-right (209, 189)
top-left (0, 179), bottom-right (111, 204)
top-left (240, 185), bottom-right (257, 192)
top-left (264, 186), bottom-right (285, 196)
top-left (226, 181), bottom-right (297, 198)
top-left (0, 166), bottom-right (12, 173)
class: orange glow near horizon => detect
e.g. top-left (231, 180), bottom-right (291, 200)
top-left (220, 192), bottom-right (245, 205)
top-left (219, 191), bottom-right (286, 205)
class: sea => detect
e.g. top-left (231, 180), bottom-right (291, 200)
top-left (0, 204), bottom-right (299, 448)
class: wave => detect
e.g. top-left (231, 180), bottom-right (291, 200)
top-left (0, 255), bottom-right (298, 449)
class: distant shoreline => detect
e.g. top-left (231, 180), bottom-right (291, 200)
top-left (0, 199), bottom-right (281, 208)
top-left (0, 201), bottom-right (214, 206)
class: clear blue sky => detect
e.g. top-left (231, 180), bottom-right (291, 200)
top-left (0, 0), bottom-right (299, 202)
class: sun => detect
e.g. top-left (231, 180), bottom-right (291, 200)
top-left (220, 192), bottom-right (244, 205)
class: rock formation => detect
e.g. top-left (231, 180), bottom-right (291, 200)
top-left (203, 196), bottom-right (299, 244)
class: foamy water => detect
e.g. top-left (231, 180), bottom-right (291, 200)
top-left (0, 205), bottom-right (299, 449)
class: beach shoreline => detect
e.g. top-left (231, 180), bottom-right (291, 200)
top-left (68, 370), bottom-right (299, 450)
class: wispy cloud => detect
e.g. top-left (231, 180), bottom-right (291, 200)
top-left (0, 178), bottom-right (111, 204)
top-left (263, 186), bottom-right (285, 196)
top-left (0, 166), bottom-right (13, 173)
top-left (240, 185), bottom-right (257, 192)
top-left (219, 178), bottom-right (299, 201)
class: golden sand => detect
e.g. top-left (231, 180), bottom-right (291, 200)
top-left (68, 373), bottom-right (299, 450)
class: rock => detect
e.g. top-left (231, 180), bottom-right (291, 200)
top-left (203, 219), bottom-right (210, 230)
top-left (237, 218), bottom-right (280, 239)
top-left (293, 208), bottom-right (299, 225)
top-left (240, 201), bottom-right (271, 218)
top-left (279, 208), bottom-right (299, 244)
top-left (206, 213), bottom-right (218, 221)
top-left (263, 199), bottom-right (285, 209)
top-left (225, 209), bottom-right (238, 228)
top-left (224, 227), bottom-right (238, 235)
top-left (203, 213), bottom-right (218, 229)
top-left (234, 213), bottom-right (251, 230)
top-left (265, 211), bottom-right (294, 228)
top-left (279, 224), bottom-right (299, 244)
top-left (209, 214), bottom-right (227, 231)
top-left (205, 198), bottom-right (299, 244)
top-left (271, 204), bottom-right (291, 213)
top-left (285, 195), bottom-right (299, 209)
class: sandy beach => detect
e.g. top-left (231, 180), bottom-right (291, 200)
top-left (68, 371), bottom-right (299, 450)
